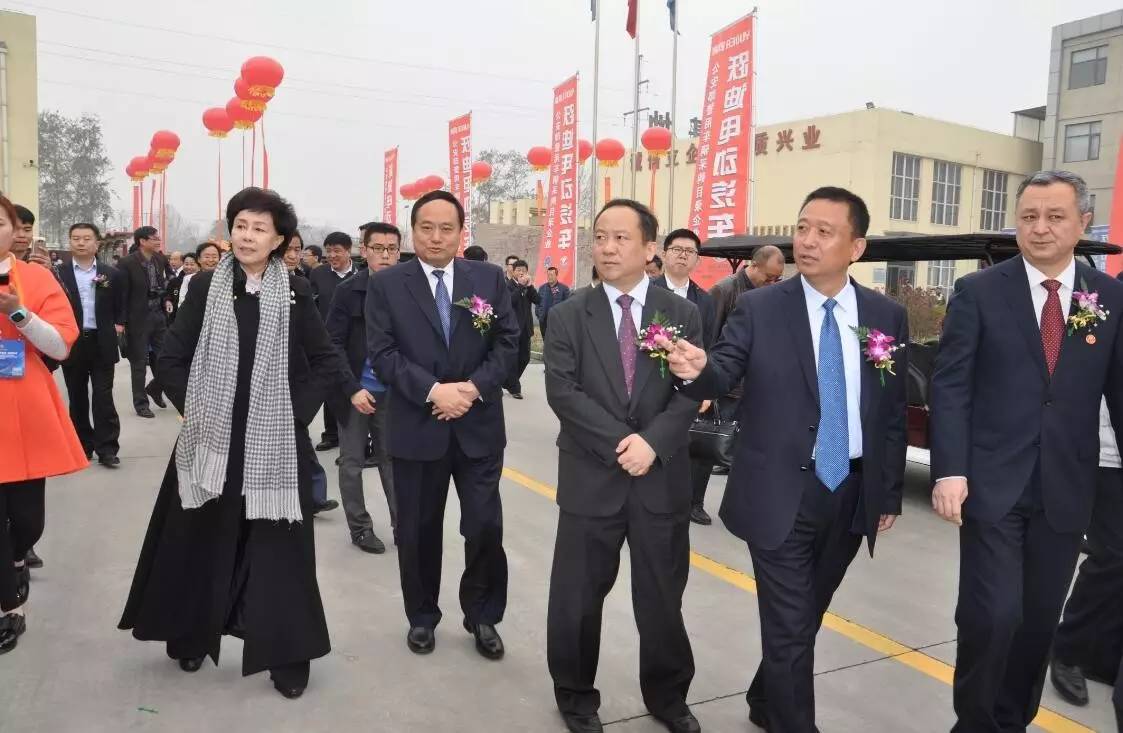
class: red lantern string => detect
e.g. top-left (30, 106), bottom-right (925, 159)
top-left (149, 179), bottom-right (156, 227)
top-left (161, 173), bottom-right (168, 251)
top-left (261, 117), bottom-right (269, 190)
top-left (241, 134), bottom-right (246, 189)
top-left (251, 122), bottom-right (257, 188)
top-left (217, 139), bottom-right (223, 225)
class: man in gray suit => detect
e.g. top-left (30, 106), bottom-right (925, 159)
top-left (544, 199), bottom-right (704, 733)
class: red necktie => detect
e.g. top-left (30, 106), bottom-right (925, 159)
top-left (1041, 279), bottom-right (1064, 375)
top-left (617, 294), bottom-right (637, 396)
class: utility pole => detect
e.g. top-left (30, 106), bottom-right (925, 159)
top-left (622, 54), bottom-right (650, 198)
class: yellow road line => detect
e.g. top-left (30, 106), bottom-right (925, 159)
top-left (501, 466), bottom-right (1092, 733)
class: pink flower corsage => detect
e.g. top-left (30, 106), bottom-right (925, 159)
top-left (454, 295), bottom-right (494, 335)
top-left (637, 312), bottom-right (684, 378)
top-left (1068, 290), bottom-right (1108, 337)
top-left (851, 326), bottom-right (902, 386)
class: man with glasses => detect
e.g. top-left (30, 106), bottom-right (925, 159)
top-left (652, 229), bottom-right (718, 525)
top-left (326, 223), bottom-right (402, 554)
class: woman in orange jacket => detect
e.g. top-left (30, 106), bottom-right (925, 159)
top-left (0, 195), bottom-right (86, 654)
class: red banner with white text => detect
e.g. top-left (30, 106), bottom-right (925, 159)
top-left (690, 14), bottom-right (754, 288)
top-left (535, 75), bottom-right (579, 287)
top-left (448, 114), bottom-right (473, 254)
top-left (383, 147), bottom-right (398, 225)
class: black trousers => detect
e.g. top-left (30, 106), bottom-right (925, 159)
top-left (1053, 467), bottom-right (1123, 683)
top-left (128, 309), bottom-right (166, 410)
top-left (62, 333), bottom-right (121, 458)
top-left (746, 470), bottom-right (863, 733)
top-left (1115, 652), bottom-right (1123, 732)
top-left (320, 402), bottom-right (339, 443)
top-left (691, 397), bottom-right (740, 506)
top-left (504, 328), bottom-right (532, 394)
top-left (392, 436), bottom-right (507, 629)
top-left (0, 479), bottom-right (46, 612)
top-left (952, 480), bottom-right (1083, 733)
top-left (547, 491), bottom-right (695, 721)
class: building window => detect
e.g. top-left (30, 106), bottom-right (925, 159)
top-left (890, 152), bottom-right (921, 221)
top-left (931, 160), bottom-right (963, 226)
top-left (1087, 193), bottom-right (1097, 232)
top-left (928, 260), bottom-right (956, 300)
top-left (979, 170), bottom-right (1008, 231)
top-left (886, 261), bottom-right (916, 297)
top-left (1070, 45), bottom-right (1108, 89)
top-left (1064, 121), bottom-right (1102, 162)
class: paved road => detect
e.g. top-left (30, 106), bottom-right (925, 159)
top-left (0, 364), bottom-right (1115, 732)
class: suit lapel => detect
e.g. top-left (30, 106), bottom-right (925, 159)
top-left (585, 286), bottom-right (630, 409)
top-left (451, 259), bottom-right (474, 340)
top-left (404, 258), bottom-right (446, 346)
top-left (59, 265), bottom-right (83, 325)
top-left (854, 283), bottom-right (876, 423)
top-left (629, 292), bottom-right (659, 411)
top-left (1000, 257), bottom-right (1050, 384)
top-left (1055, 261), bottom-right (1094, 378)
top-left (783, 277), bottom-right (820, 403)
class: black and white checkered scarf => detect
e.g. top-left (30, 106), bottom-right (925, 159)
top-left (175, 255), bottom-right (301, 522)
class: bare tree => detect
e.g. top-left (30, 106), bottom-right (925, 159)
top-left (38, 111), bottom-right (114, 244)
top-left (472, 149), bottom-right (532, 226)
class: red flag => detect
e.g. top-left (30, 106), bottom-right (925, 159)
top-left (1107, 134), bottom-right (1123, 276)
top-left (626, 0), bottom-right (638, 37)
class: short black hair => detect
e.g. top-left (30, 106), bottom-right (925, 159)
top-left (411, 189), bottom-right (465, 229)
top-left (323, 231), bottom-right (353, 250)
top-left (800, 186), bottom-right (870, 239)
top-left (505, 255), bottom-right (519, 265)
top-left (595, 198), bottom-right (659, 243)
top-left (546, 266), bottom-right (558, 273)
top-left (463, 245), bottom-right (489, 261)
top-left (14, 204), bottom-right (34, 226)
top-left (362, 222), bottom-right (402, 246)
top-left (69, 222), bottom-right (101, 239)
top-left (134, 226), bottom-right (158, 246)
top-left (663, 228), bottom-right (701, 251)
top-left (304, 245), bottom-right (323, 260)
top-left (513, 259), bottom-right (529, 270)
top-left (183, 253), bottom-right (198, 264)
top-left (649, 254), bottom-right (663, 268)
top-left (225, 186), bottom-right (298, 257)
top-left (196, 241), bottom-right (221, 258)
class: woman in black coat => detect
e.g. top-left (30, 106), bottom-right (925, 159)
top-left (119, 188), bottom-right (375, 699)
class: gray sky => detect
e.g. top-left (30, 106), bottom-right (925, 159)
top-left (5, 0), bottom-right (1122, 241)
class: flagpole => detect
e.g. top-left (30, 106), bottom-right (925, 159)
top-left (630, 11), bottom-right (641, 198)
top-left (591, 1), bottom-right (601, 225)
top-left (668, 6), bottom-right (679, 231)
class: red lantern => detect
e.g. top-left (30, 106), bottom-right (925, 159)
top-left (234, 77), bottom-right (267, 113)
top-left (641, 127), bottom-right (672, 158)
top-left (471, 161), bottom-right (492, 184)
top-left (527, 146), bottom-right (552, 172)
top-left (400, 183), bottom-right (417, 200)
top-left (578, 139), bottom-right (594, 164)
top-left (424, 175), bottom-right (445, 191)
top-left (128, 155), bottom-right (151, 181)
top-left (202, 108), bottom-right (234, 138)
top-left (150, 151), bottom-right (172, 173)
top-left (226, 98), bottom-right (260, 130)
top-left (595, 138), bottom-right (626, 167)
top-left (151, 130), bottom-right (180, 160)
top-left (240, 57), bottom-right (285, 100)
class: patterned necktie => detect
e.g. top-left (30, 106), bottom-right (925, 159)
top-left (815, 298), bottom-right (849, 492)
top-left (1041, 279), bottom-right (1064, 376)
top-left (617, 294), bottom-right (638, 396)
top-left (433, 269), bottom-right (451, 346)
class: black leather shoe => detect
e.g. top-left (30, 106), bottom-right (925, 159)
top-left (0, 613), bottom-right (27, 655)
top-left (712, 465), bottom-right (730, 476)
top-left (463, 620), bottom-right (504, 660)
top-left (315, 439), bottom-right (338, 451)
top-left (407, 626), bottom-right (435, 654)
top-left (510, 392), bottom-right (524, 400)
top-left (136, 406), bottom-right (156, 419)
top-left (561, 712), bottom-right (604, 733)
top-left (689, 505), bottom-right (712, 525)
top-left (178, 656), bottom-right (205, 673)
top-left (14, 565), bottom-right (29, 605)
top-left (273, 680), bottom-right (305, 699)
top-left (311, 499), bottom-right (339, 515)
top-left (98, 454), bottom-right (121, 468)
top-left (654, 712), bottom-right (701, 733)
top-left (748, 707), bottom-right (768, 730)
top-left (146, 383), bottom-right (167, 409)
top-left (24, 547), bottom-right (43, 569)
top-left (1050, 659), bottom-right (1089, 706)
top-left (352, 530), bottom-right (385, 554)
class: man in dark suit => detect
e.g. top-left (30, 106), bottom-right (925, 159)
top-left (503, 258), bottom-right (539, 399)
top-left (309, 231), bottom-right (356, 450)
top-left (545, 200), bottom-right (704, 733)
top-left (58, 223), bottom-right (126, 467)
top-left (118, 226), bottom-right (172, 418)
top-left (652, 228), bottom-right (719, 526)
top-left (536, 265), bottom-right (571, 336)
top-left (930, 170), bottom-right (1123, 732)
top-left (665, 187), bottom-right (908, 732)
top-left (366, 190), bottom-right (519, 659)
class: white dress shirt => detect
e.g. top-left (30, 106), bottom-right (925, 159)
top-left (663, 274), bottom-right (691, 300)
top-left (72, 259), bottom-right (98, 329)
top-left (333, 264), bottom-right (354, 280)
top-left (418, 258), bottom-right (455, 300)
top-left (802, 276), bottom-right (863, 459)
top-left (179, 272), bottom-right (195, 306)
top-left (601, 276), bottom-right (650, 336)
top-left (1024, 257), bottom-right (1075, 323)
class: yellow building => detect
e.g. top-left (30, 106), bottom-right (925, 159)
top-left (0, 11), bottom-right (38, 217)
top-left (491, 107), bottom-right (1043, 293)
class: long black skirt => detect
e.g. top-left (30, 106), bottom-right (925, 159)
top-left (119, 450), bottom-right (330, 676)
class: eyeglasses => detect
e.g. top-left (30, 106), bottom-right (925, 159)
top-left (666, 246), bottom-right (698, 257)
top-left (364, 245), bottom-right (400, 255)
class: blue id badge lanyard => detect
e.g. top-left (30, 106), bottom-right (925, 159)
top-left (0, 338), bottom-right (26, 378)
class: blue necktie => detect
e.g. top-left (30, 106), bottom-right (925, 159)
top-left (815, 298), bottom-right (849, 492)
top-left (433, 269), bottom-right (451, 346)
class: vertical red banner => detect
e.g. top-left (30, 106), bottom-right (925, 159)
top-left (383, 147), bottom-right (398, 225)
top-left (448, 114), bottom-right (473, 254)
top-left (690, 14), bottom-right (755, 288)
top-left (1107, 134), bottom-right (1123, 276)
top-left (535, 75), bottom-right (579, 287)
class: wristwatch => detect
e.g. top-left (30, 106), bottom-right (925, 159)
top-left (9, 307), bottom-right (29, 325)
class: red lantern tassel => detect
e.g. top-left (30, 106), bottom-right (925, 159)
top-left (251, 123), bottom-right (257, 188)
top-left (149, 179), bottom-right (157, 227)
top-left (536, 178), bottom-right (544, 216)
top-left (161, 173), bottom-right (167, 250)
top-left (217, 139), bottom-right (223, 228)
top-left (261, 117), bottom-right (269, 190)
top-left (604, 176), bottom-right (612, 204)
